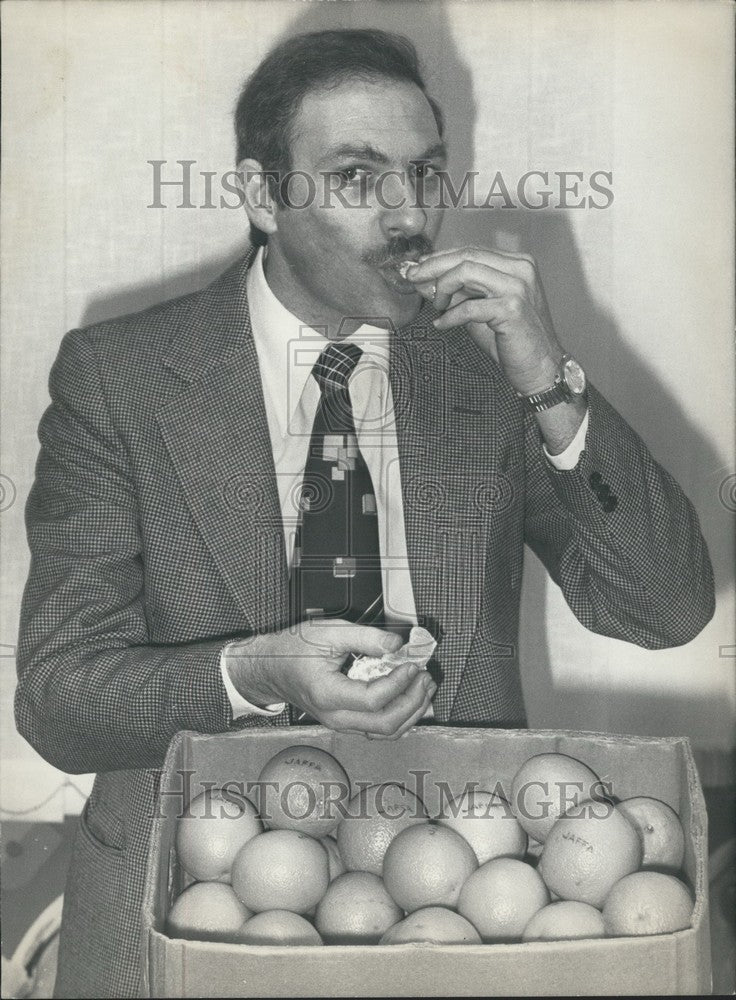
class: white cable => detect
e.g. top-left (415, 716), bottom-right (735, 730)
top-left (1, 895), bottom-right (64, 1000)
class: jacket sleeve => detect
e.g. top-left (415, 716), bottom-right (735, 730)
top-left (15, 329), bottom-right (273, 775)
top-left (523, 384), bottom-right (715, 648)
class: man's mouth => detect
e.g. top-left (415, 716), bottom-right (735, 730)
top-left (364, 238), bottom-right (431, 295)
top-left (377, 258), bottom-right (420, 294)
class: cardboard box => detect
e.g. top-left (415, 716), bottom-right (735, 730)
top-left (141, 727), bottom-right (711, 997)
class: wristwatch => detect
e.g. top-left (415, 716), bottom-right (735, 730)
top-left (519, 354), bottom-right (587, 413)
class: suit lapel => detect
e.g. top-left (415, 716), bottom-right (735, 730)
top-left (391, 311), bottom-right (501, 720)
top-left (156, 252), bottom-right (290, 633)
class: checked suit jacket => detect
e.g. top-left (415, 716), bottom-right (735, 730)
top-left (16, 249), bottom-right (714, 997)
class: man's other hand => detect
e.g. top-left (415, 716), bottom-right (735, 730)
top-left (225, 620), bottom-right (436, 739)
top-left (405, 247), bottom-right (587, 454)
top-left (404, 247), bottom-right (564, 397)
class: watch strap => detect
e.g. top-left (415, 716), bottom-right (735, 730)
top-left (521, 381), bottom-right (570, 413)
top-left (518, 353), bottom-right (587, 413)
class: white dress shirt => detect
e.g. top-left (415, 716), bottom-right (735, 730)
top-left (220, 248), bottom-right (589, 718)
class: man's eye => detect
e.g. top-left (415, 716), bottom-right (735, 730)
top-left (412, 163), bottom-right (440, 180)
top-left (336, 167), bottom-right (371, 184)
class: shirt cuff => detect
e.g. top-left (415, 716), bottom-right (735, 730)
top-left (543, 408), bottom-right (590, 471)
top-left (219, 641), bottom-right (286, 720)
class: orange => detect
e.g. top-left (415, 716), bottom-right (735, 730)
top-left (538, 800), bottom-right (642, 907)
top-left (617, 796), bottom-right (685, 872)
top-left (336, 783), bottom-right (428, 875)
top-left (231, 829), bottom-right (329, 914)
top-left (237, 910), bottom-right (323, 946)
top-left (437, 790), bottom-right (527, 864)
top-left (166, 882), bottom-right (251, 942)
top-left (256, 745), bottom-right (351, 837)
top-left (320, 835), bottom-right (346, 881)
top-left (510, 752), bottom-right (602, 844)
top-left (175, 788), bottom-right (262, 882)
top-left (602, 871), bottom-right (693, 936)
top-left (458, 857), bottom-right (549, 941)
top-left (522, 900), bottom-right (605, 941)
top-left (380, 907), bottom-right (481, 945)
top-left (382, 823), bottom-right (478, 912)
top-left (315, 871), bottom-right (403, 944)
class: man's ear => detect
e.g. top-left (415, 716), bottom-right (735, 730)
top-left (236, 158), bottom-right (279, 237)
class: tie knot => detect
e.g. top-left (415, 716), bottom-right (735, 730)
top-left (312, 342), bottom-right (363, 395)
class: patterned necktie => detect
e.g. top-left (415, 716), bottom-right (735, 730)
top-left (290, 342), bottom-right (384, 633)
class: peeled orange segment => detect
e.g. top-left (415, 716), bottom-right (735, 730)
top-left (256, 745), bottom-right (351, 838)
top-left (458, 857), bottom-right (549, 942)
top-left (382, 823), bottom-right (478, 912)
top-left (315, 871), bottom-right (403, 944)
top-left (602, 871), bottom-right (693, 936)
top-left (437, 790), bottom-right (527, 865)
top-left (538, 801), bottom-right (642, 908)
top-left (522, 900), bottom-right (606, 941)
top-left (336, 783), bottom-right (428, 876)
top-left (347, 626), bottom-right (436, 681)
top-left (380, 907), bottom-right (481, 945)
top-left (175, 788), bottom-right (262, 883)
top-left (617, 796), bottom-right (686, 872)
top-left (231, 830), bottom-right (329, 914)
top-left (345, 656), bottom-right (394, 681)
top-left (510, 752), bottom-right (603, 844)
top-left (166, 883), bottom-right (252, 942)
top-left (237, 910), bottom-right (323, 946)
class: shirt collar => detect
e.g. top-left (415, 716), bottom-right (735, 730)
top-left (246, 247), bottom-right (391, 438)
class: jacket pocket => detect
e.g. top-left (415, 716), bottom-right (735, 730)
top-left (79, 797), bottom-right (126, 854)
top-left (83, 774), bottom-right (128, 852)
top-left (55, 807), bottom-right (132, 998)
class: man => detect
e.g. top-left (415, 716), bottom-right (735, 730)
top-left (16, 28), bottom-right (713, 998)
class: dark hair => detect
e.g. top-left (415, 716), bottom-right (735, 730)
top-left (234, 29), bottom-right (444, 245)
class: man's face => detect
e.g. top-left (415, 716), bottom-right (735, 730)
top-left (265, 77), bottom-right (446, 334)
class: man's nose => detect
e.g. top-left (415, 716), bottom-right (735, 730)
top-left (378, 170), bottom-right (427, 239)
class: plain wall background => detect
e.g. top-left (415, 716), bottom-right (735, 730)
top-left (1, 0), bottom-right (734, 819)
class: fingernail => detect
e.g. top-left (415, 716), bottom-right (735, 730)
top-left (407, 662), bottom-right (420, 678)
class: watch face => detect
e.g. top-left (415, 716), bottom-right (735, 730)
top-left (563, 357), bottom-right (587, 395)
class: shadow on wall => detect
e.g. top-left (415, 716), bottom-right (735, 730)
top-left (79, 248), bottom-right (243, 331)
top-left (542, 659), bottom-right (735, 742)
top-left (79, 0), bottom-right (729, 719)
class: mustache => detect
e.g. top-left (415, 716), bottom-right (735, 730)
top-left (363, 235), bottom-right (434, 268)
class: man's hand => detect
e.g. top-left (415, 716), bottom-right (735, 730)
top-left (405, 247), bottom-right (587, 453)
top-left (405, 247), bottom-right (565, 394)
top-left (225, 619), bottom-right (436, 739)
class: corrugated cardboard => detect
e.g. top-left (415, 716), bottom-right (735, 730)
top-left (141, 727), bottom-right (711, 997)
